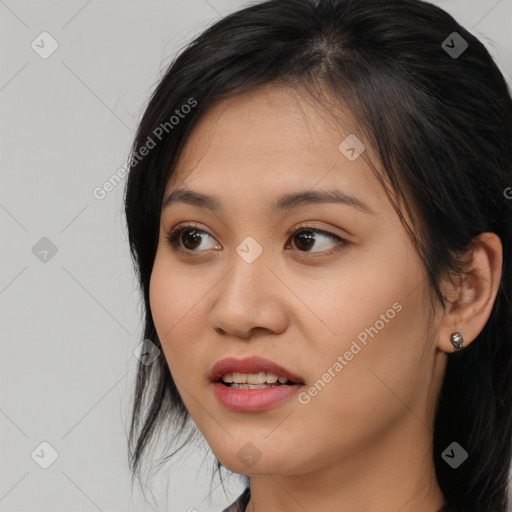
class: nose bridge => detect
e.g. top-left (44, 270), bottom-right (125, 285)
top-left (210, 235), bottom-right (287, 336)
top-left (222, 235), bottom-right (269, 307)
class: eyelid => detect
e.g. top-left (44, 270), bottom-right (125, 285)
top-left (288, 221), bottom-right (345, 238)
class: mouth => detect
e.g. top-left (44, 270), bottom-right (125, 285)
top-left (210, 356), bottom-right (305, 412)
top-left (210, 355), bottom-right (305, 387)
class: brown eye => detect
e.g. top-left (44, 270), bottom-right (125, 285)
top-left (165, 223), bottom-right (219, 253)
top-left (288, 226), bottom-right (345, 253)
top-left (292, 230), bottom-right (316, 251)
top-left (180, 229), bottom-right (204, 250)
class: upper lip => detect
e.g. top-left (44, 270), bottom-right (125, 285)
top-left (210, 356), bottom-right (305, 384)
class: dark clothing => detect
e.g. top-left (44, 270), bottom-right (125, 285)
top-left (222, 487), bottom-right (250, 512)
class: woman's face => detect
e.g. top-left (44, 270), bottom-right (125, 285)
top-left (149, 84), bottom-right (447, 478)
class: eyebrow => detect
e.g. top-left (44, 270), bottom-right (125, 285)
top-left (162, 188), bottom-right (375, 214)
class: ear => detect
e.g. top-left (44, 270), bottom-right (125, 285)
top-left (437, 232), bottom-right (503, 353)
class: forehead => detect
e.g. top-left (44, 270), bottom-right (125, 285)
top-left (165, 84), bottom-right (384, 212)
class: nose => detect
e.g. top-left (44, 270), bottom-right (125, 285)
top-left (209, 247), bottom-right (289, 339)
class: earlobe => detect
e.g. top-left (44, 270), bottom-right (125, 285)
top-left (437, 232), bottom-right (503, 353)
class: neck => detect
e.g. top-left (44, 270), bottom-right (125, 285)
top-left (245, 413), bottom-right (446, 512)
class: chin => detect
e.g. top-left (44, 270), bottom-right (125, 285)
top-left (212, 440), bottom-right (300, 476)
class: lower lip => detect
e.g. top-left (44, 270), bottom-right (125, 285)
top-left (212, 382), bottom-right (303, 412)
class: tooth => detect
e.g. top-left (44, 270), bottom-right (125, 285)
top-left (247, 372), bottom-right (265, 384)
top-left (232, 373), bottom-right (248, 384)
top-left (221, 372), bottom-right (292, 384)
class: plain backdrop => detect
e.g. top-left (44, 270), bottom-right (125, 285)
top-left (1, 1), bottom-right (511, 511)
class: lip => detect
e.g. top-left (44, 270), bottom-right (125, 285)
top-left (212, 381), bottom-right (303, 412)
top-left (209, 356), bottom-right (305, 384)
top-left (210, 356), bottom-right (305, 412)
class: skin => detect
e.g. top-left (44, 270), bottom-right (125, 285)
top-left (149, 83), bottom-right (502, 512)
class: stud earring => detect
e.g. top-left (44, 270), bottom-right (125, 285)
top-left (450, 332), bottom-right (464, 351)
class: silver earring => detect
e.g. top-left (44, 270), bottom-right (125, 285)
top-left (450, 332), bottom-right (464, 351)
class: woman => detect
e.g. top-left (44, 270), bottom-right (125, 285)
top-left (124, 0), bottom-right (512, 510)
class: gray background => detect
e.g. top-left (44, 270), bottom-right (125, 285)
top-left (1, 1), bottom-right (511, 511)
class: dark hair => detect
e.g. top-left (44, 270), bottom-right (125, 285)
top-left (123, 0), bottom-right (512, 509)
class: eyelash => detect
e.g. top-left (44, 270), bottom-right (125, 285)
top-left (164, 222), bottom-right (347, 257)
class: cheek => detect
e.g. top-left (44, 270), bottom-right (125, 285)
top-left (301, 242), bottom-right (419, 359)
top-left (149, 253), bottom-right (206, 377)
top-left (150, 247), bottom-right (209, 331)
top-left (319, 306), bottom-right (428, 427)
top-left (149, 256), bottom-right (175, 340)
top-left (149, 257), bottom-right (216, 420)
top-left (297, 247), bottom-right (431, 423)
